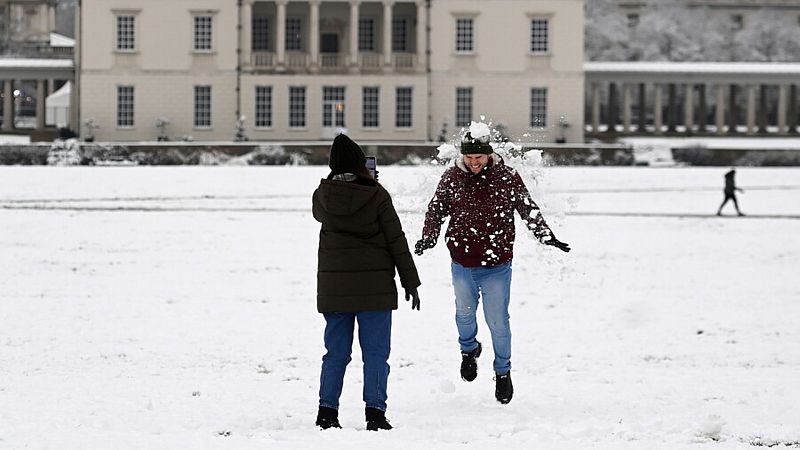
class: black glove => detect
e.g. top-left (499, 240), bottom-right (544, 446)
top-left (541, 234), bottom-right (571, 252)
top-left (405, 287), bottom-right (420, 310)
top-left (414, 237), bottom-right (436, 256)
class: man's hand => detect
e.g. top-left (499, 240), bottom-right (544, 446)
top-left (541, 234), bottom-right (571, 253)
top-left (405, 287), bottom-right (420, 310)
top-left (414, 237), bottom-right (436, 256)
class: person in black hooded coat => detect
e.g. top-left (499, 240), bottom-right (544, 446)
top-left (312, 134), bottom-right (421, 431)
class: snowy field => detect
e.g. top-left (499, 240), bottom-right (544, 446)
top-left (1, 165), bottom-right (799, 449)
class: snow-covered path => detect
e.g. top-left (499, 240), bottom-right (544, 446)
top-left (1, 166), bottom-right (798, 449)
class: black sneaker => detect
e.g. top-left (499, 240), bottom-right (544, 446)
top-left (365, 407), bottom-right (392, 431)
top-left (460, 342), bottom-right (482, 382)
top-left (495, 371), bottom-right (513, 404)
top-left (315, 406), bottom-right (341, 430)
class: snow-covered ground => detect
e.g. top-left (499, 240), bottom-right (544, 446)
top-left (619, 136), bottom-right (800, 150)
top-left (0, 134), bottom-right (31, 144)
top-left (1, 165), bottom-right (799, 449)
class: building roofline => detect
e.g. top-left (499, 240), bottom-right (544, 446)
top-left (584, 61), bottom-right (800, 83)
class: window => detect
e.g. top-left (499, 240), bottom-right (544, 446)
top-left (362, 87), bottom-right (379, 128)
top-left (731, 14), bottom-right (744, 30)
top-left (455, 87), bottom-right (473, 128)
top-left (193, 15), bottom-right (213, 51)
top-left (395, 87), bottom-right (413, 128)
top-left (359, 18), bottom-right (375, 52)
top-left (255, 86), bottom-right (272, 128)
top-left (289, 86), bottom-right (306, 128)
top-left (116, 15), bottom-right (136, 51)
top-left (116, 86), bottom-right (134, 127)
top-left (392, 17), bottom-right (409, 52)
top-left (530, 88), bottom-right (548, 128)
top-left (286, 17), bottom-right (302, 51)
top-left (323, 86), bottom-right (346, 128)
top-left (252, 17), bottom-right (270, 51)
top-left (530, 19), bottom-right (549, 54)
top-left (455, 18), bottom-right (473, 53)
top-left (194, 85), bottom-right (212, 128)
top-left (731, 14), bottom-right (744, 29)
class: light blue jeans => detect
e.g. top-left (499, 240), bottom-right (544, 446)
top-left (451, 261), bottom-right (512, 374)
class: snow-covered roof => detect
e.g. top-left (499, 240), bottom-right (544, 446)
top-left (50, 32), bottom-right (75, 48)
top-left (585, 61), bottom-right (800, 75)
top-left (0, 57), bottom-right (74, 79)
top-left (0, 58), bottom-right (73, 69)
top-left (585, 61), bottom-right (800, 83)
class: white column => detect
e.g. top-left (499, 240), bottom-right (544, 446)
top-left (684, 83), bottom-right (694, 132)
top-left (36, 80), bottom-right (46, 130)
top-left (591, 83), bottom-right (600, 132)
top-left (716, 84), bottom-right (726, 135)
top-left (2, 80), bottom-right (13, 131)
top-left (349, 1), bottom-right (360, 67)
top-left (654, 84), bottom-right (663, 135)
top-left (416, 0), bottom-right (425, 72)
top-left (309, 0), bottom-right (320, 70)
top-left (778, 84), bottom-right (788, 135)
top-left (71, 0), bottom-right (81, 134)
top-left (41, 4), bottom-right (50, 34)
top-left (276, 0), bottom-right (287, 67)
top-left (48, 3), bottom-right (56, 31)
top-left (622, 83), bottom-right (632, 133)
top-left (383, 1), bottom-right (393, 67)
top-left (241, 0), bottom-right (253, 69)
top-left (746, 84), bottom-right (756, 135)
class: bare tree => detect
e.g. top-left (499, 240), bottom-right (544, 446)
top-left (734, 10), bottom-right (800, 62)
top-left (55, 0), bottom-right (75, 38)
top-left (585, 0), bottom-right (632, 61)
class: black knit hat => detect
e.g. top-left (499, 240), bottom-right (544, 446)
top-left (460, 132), bottom-right (493, 155)
top-left (329, 134), bottom-right (366, 174)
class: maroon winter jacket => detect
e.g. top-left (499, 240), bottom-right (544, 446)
top-left (421, 155), bottom-right (552, 268)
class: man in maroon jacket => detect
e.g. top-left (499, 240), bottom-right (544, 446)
top-left (414, 131), bottom-right (570, 404)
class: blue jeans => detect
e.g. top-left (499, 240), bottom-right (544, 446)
top-left (451, 261), bottom-right (512, 374)
top-left (319, 311), bottom-right (392, 411)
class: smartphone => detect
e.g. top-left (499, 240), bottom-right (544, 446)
top-left (365, 156), bottom-right (377, 180)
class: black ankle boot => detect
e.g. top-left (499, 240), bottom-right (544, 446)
top-left (460, 342), bottom-right (482, 382)
top-left (495, 371), bottom-right (513, 404)
top-left (315, 406), bottom-right (341, 430)
top-left (365, 407), bottom-right (392, 431)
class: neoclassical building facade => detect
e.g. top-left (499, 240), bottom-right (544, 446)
top-left (77, 0), bottom-right (585, 143)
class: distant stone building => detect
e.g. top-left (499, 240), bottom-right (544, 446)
top-left (0, 0), bottom-right (74, 134)
top-left (0, 0), bottom-right (57, 50)
top-left (77, 0), bottom-right (585, 143)
top-left (617, 0), bottom-right (800, 29)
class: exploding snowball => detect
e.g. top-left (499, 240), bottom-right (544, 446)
top-left (469, 121), bottom-right (491, 139)
top-left (437, 143), bottom-right (459, 160)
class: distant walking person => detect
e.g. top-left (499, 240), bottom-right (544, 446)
top-left (716, 168), bottom-right (745, 216)
top-left (313, 134), bottom-right (421, 431)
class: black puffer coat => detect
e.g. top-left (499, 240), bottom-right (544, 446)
top-left (313, 179), bottom-right (420, 313)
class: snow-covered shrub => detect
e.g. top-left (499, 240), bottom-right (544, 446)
top-left (672, 146), bottom-right (714, 166)
top-left (243, 145), bottom-right (290, 165)
top-left (734, 151), bottom-right (800, 167)
top-left (0, 145), bottom-right (50, 165)
top-left (46, 139), bottom-right (84, 166)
